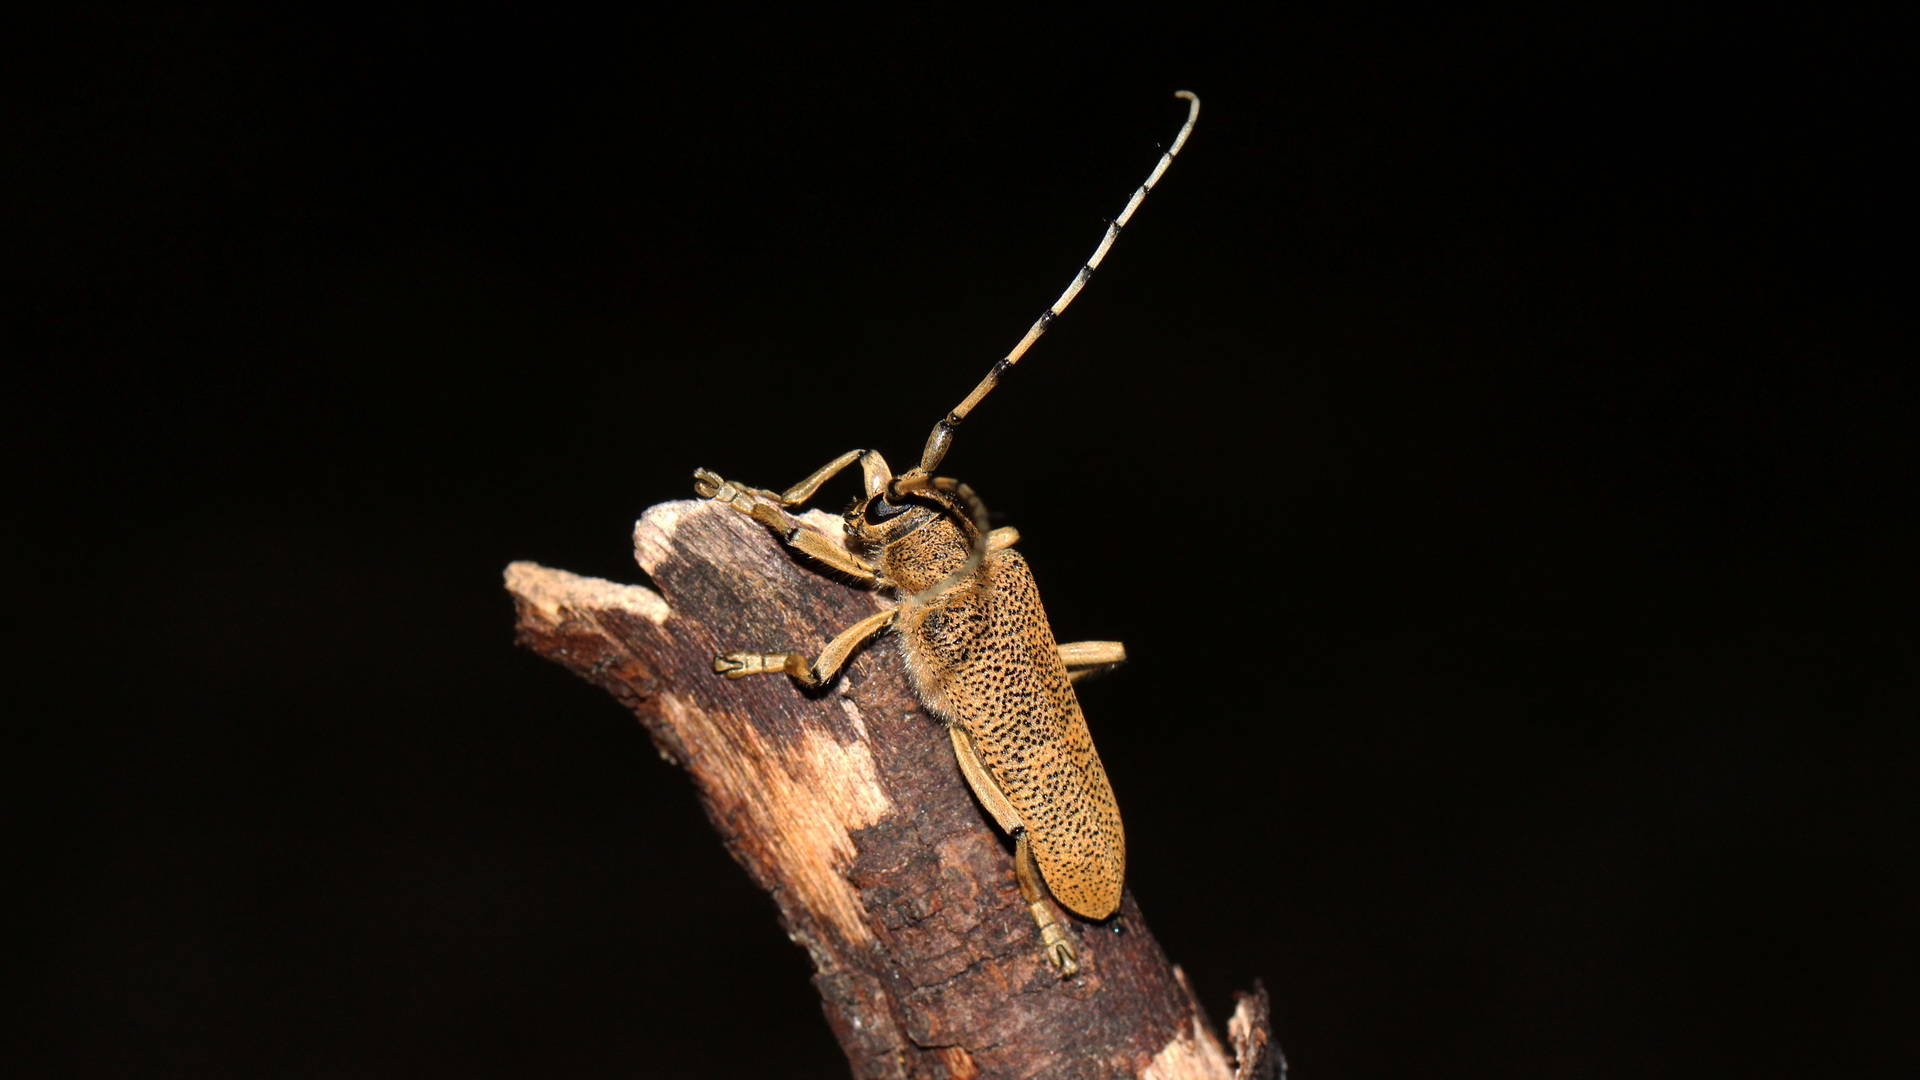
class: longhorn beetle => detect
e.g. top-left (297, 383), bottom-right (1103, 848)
top-left (693, 91), bottom-right (1200, 977)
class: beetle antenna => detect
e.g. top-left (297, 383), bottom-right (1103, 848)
top-left (905, 90), bottom-right (1200, 479)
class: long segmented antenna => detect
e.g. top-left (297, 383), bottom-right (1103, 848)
top-left (903, 90), bottom-right (1200, 481)
top-left (890, 91), bottom-right (1200, 611)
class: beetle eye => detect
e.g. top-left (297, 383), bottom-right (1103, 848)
top-left (867, 495), bottom-right (909, 522)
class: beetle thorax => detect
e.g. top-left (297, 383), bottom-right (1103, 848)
top-left (846, 494), bottom-right (977, 597)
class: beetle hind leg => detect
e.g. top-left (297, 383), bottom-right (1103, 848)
top-left (1014, 829), bottom-right (1079, 977)
top-left (949, 728), bottom-right (1080, 977)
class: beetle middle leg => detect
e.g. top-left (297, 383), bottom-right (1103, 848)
top-left (714, 608), bottom-right (897, 688)
top-left (1057, 640), bottom-right (1127, 685)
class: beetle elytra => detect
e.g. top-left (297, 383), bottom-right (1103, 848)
top-left (693, 91), bottom-right (1200, 976)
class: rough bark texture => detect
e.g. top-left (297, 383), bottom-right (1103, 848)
top-left (506, 499), bottom-right (1280, 1080)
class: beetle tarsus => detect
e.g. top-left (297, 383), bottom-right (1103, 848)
top-left (694, 468), bottom-right (774, 508)
top-left (713, 651), bottom-right (795, 679)
top-left (1037, 911), bottom-right (1080, 977)
top-left (692, 467), bottom-right (733, 501)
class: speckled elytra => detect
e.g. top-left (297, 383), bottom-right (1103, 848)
top-left (693, 92), bottom-right (1200, 977)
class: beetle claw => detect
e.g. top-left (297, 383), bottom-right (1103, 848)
top-left (694, 468), bottom-right (768, 507)
top-left (1046, 939), bottom-right (1080, 978)
top-left (1039, 922), bottom-right (1080, 977)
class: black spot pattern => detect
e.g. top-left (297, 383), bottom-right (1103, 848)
top-left (895, 546), bottom-right (1125, 919)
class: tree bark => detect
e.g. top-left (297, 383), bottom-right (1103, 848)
top-left (505, 498), bottom-right (1280, 1080)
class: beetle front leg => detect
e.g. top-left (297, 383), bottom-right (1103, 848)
top-left (714, 608), bottom-right (897, 690)
top-left (694, 449), bottom-right (864, 509)
top-left (695, 452), bottom-right (892, 584)
top-left (695, 446), bottom-right (895, 513)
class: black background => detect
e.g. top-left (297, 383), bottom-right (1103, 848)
top-left (11, 8), bottom-right (1912, 1079)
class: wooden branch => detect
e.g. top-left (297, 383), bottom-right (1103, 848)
top-left (506, 499), bottom-right (1280, 1080)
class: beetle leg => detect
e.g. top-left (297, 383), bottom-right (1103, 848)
top-left (696, 447), bottom-right (895, 510)
top-left (986, 526), bottom-right (1021, 553)
top-left (1056, 640), bottom-right (1127, 684)
top-left (695, 459), bottom-right (882, 585)
top-left (948, 728), bottom-right (1077, 976)
top-left (781, 528), bottom-right (881, 585)
top-left (714, 608), bottom-right (897, 689)
top-left (948, 725), bottom-right (1022, 833)
top-left (1015, 829), bottom-right (1079, 977)
top-left (694, 449), bottom-right (864, 509)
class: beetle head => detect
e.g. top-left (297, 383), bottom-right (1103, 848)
top-left (845, 486), bottom-right (979, 597)
top-left (845, 488), bottom-right (947, 549)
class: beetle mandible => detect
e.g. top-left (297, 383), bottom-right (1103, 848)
top-left (692, 91), bottom-right (1200, 977)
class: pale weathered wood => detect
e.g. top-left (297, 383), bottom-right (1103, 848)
top-left (506, 498), bottom-right (1280, 1079)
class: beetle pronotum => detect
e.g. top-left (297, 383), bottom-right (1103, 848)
top-left (694, 91), bottom-right (1200, 976)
